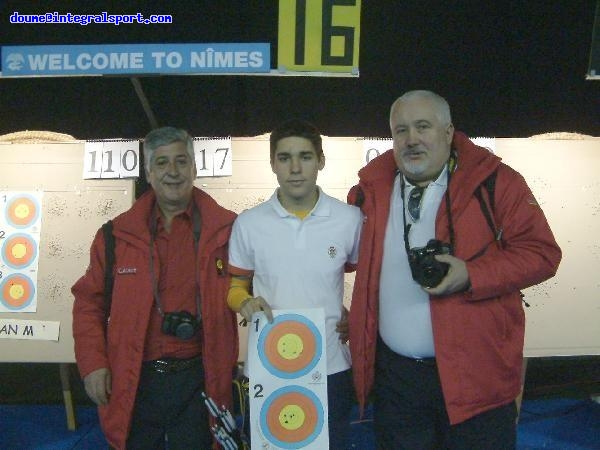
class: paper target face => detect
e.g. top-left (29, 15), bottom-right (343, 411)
top-left (258, 313), bottom-right (322, 379)
top-left (2, 234), bottom-right (38, 269)
top-left (260, 385), bottom-right (324, 449)
top-left (1, 273), bottom-right (35, 310)
top-left (248, 308), bottom-right (329, 450)
top-left (1, 191), bottom-right (43, 312)
top-left (5, 194), bottom-right (41, 229)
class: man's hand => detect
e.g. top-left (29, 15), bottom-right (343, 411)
top-left (239, 296), bottom-right (274, 323)
top-left (336, 306), bottom-right (350, 343)
top-left (83, 367), bottom-right (112, 406)
top-left (424, 254), bottom-right (470, 296)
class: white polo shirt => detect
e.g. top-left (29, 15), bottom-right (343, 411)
top-left (379, 168), bottom-right (448, 358)
top-left (229, 187), bottom-right (362, 375)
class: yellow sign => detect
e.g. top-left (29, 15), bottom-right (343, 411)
top-left (278, 0), bottom-right (361, 74)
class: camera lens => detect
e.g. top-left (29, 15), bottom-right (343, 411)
top-left (176, 322), bottom-right (196, 340)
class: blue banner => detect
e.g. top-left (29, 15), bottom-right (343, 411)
top-left (1, 43), bottom-right (271, 76)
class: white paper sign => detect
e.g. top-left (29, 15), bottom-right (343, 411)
top-left (362, 138), bottom-right (392, 166)
top-left (194, 137), bottom-right (232, 177)
top-left (471, 137), bottom-right (496, 153)
top-left (83, 141), bottom-right (140, 179)
top-left (248, 308), bottom-right (329, 450)
top-left (0, 319), bottom-right (60, 341)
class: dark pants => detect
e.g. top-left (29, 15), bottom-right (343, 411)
top-left (126, 357), bottom-right (212, 450)
top-left (374, 336), bottom-right (517, 450)
top-left (327, 368), bottom-right (354, 450)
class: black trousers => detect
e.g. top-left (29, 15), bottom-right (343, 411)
top-left (327, 368), bottom-right (354, 450)
top-left (374, 336), bottom-right (517, 450)
top-left (126, 358), bottom-right (212, 450)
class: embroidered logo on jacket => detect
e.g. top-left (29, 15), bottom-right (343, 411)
top-left (215, 258), bottom-right (224, 275)
top-left (117, 267), bottom-right (137, 275)
top-left (328, 246), bottom-right (337, 259)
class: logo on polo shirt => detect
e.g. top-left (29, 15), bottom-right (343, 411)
top-left (328, 246), bottom-right (337, 259)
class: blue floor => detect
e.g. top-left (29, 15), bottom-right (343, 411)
top-left (1, 398), bottom-right (599, 449)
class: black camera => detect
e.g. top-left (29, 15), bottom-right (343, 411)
top-left (161, 311), bottom-right (200, 340)
top-left (407, 239), bottom-right (453, 288)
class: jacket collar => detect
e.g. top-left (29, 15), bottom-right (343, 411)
top-left (112, 187), bottom-right (236, 248)
top-left (359, 131), bottom-right (501, 194)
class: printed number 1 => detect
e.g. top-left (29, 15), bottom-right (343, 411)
top-left (103, 149), bottom-right (115, 173)
top-left (254, 317), bottom-right (260, 332)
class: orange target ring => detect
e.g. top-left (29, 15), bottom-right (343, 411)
top-left (1, 274), bottom-right (35, 309)
top-left (263, 320), bottom-right (317, 374)
top-left (261, 387), bottom-right (323, 447)
top-left (2, 234), bottom-right (37, 269)
top-left (6, 195), bottom-right (39, 228)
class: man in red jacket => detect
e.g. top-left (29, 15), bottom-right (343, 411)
top-left (348, 90), bottom-right (561, 449)
top-left (72, 127), bottom-right (238, 449)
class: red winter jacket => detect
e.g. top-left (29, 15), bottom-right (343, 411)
top-left (348, 131), bottom-right (561, 424)
top-left (72, 188), bottom-right (238, 449)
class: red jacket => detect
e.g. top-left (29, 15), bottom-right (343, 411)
top-left (72, 188), bottom-right (238, 449)
top-left (348, 132), bottom-right (561, 424)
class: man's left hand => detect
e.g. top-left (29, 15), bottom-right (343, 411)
top-left (424, 254), bottom-right (470, 296)
top-left (336, 306), bottom-right (350, 343)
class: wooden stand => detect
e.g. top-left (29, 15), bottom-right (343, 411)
top-left (59, 363), bottom-right (77, 430)
top-left (516, 358), bottom-right (528, 423)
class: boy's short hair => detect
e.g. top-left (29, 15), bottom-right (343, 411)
top-left (269, 119), bottom-right (323, 162)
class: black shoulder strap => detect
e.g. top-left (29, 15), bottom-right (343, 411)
top-left (483, 169), bottom-right (497, 214)
top-left (353, 186), bottom-right (365, 208)
top-left (102, 220), bottom-right (114, 327)
top-left (474, 170), bottom-right (499, 240)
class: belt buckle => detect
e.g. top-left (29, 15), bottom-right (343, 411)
top-left (415, 357), bottom-right (435, 366)
top-left (153, 359), bottom-right (171, 373)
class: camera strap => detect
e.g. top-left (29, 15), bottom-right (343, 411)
top-left (399, 166), bottom-right (455, 256)
top-left (149, 202), bottom-right (202, 320)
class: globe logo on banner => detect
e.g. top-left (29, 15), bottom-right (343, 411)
top-left (6, 53), bottom-right (25, 71)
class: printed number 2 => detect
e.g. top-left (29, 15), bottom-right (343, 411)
top-left (253, 384), bottom-right (264, 398)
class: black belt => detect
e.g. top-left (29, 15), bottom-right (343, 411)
top-left (405, 355), bottom-right (436, 366)
top-left (378, 335), bottom-right (436, 366)
top-left (143, 355), bottom-right (201, 373)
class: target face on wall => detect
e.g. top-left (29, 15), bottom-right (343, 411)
top-left (1, 273), bottom-right (35, 310)
top-left (0, 191), bottom-right (43, 313)
top-left (2, 234), bottom-right (38, 269)
top-left (5, 194), bottom-right (41, 229)
top-left (248, 308), bottom-right (329, 450)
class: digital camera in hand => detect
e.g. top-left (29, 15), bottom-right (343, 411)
top-left (408, 239), bottom-right (452, 288)
top-left (162, 311), bottom-right (200, 340)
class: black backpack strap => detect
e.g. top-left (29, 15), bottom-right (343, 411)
top-left (474, 170), bottom-right (501, 241)
top-left (101, 220), bottom-right (115, 328)
top-left (352, 186), bottom-right (365, 208)
top-left (483, 169), bottom-right (497, 214)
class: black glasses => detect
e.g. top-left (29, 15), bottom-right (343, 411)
top-left (407, 186), bottom-right (425, 221)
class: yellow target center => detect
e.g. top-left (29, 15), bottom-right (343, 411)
top-left (11, 243), bottom-right (28, 259)
top-left (278, 404), bottom-right (305, 431)
top-left (14, 204), bottom-right (30, 219)
top-left (276, 333), bottom-right (304, 360)
top-left (9, 284), bottom-right (25, 300)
